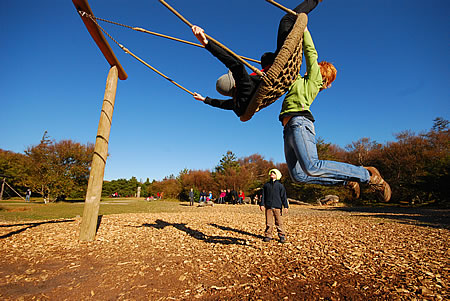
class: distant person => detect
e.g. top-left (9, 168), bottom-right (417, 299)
top-left (25, 189), bottom-right (31, 202)
top-left (199, 190), bottom-right (207, 203)
top-left (230, 189), bottom-right (239, 205)
top-left (259, 169), bottom-right (288, 243)
top-left (253, 194), bottom-right (259, 205)
top-left (225, 189), bottom-right (232, 204)
top-left (238, 190), bottom-right (245, 204)
top-left (207, 191), bottom-right (213, 202)
top-left (217, 190), bottom-right (226, 204)
top-left (189, 188), bottom-right (194, 206)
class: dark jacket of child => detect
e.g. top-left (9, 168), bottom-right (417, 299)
top-left (203, 40), bottom-right (261, 117)
top-left (259, 180), bottom-right (288, 209)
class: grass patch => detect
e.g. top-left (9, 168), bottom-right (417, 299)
top-left (0, 198), bottom-right (191, 222)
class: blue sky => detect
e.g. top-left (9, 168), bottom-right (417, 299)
top-left (1, 0), bottom-right (449, 182)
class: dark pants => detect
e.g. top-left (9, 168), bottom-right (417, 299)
top-left (276, 0), bottom-right (320, 54)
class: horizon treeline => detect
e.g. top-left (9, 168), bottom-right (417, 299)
top-left (1, 118), bottom-right (448, 206)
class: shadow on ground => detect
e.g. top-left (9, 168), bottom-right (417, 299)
top-left (0, 219), bottom-right (75, 239)
top-left (326, 206), bottom-right (450, 229)
top-left (140, 219), bottom-right (250, 245)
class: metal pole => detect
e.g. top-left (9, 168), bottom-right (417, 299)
top-left (80, 66), bottom-right (118, 241)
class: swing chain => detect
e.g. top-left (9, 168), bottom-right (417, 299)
top-left (78, 11), bottom-right (135, 31)
top-left (80, 11), bottom-right (126, 54)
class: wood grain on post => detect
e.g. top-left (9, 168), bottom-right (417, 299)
top-left (79, 66), bottom-right (118, 241)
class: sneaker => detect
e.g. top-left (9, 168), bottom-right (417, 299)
top-left (346, 181), bottom-right (360, 199)
top-left (263, 237), bottom-right (272, 242)
top-left (279, 236), bottom-right (286, 244)
top-left (365, 167), bottom-right (392, 202)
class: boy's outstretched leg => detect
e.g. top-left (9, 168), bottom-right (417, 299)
top-left (365, 167), bottom-right (392, 202)
top-left (346, 181), bottom-right (361, 199)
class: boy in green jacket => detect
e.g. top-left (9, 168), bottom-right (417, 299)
top-left (280, 26), bottom-right (391, 202)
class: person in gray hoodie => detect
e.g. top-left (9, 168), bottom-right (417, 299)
top-left (259, 169), bottom-right (288, 243)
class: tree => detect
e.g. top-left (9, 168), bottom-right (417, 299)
top-left (0, 149), bottom-right (30, 198)
top-left (25, 137), bottom-right (94, 201)
top-left (345, 138), bottom-right (382, 166)
top-left (179, 170), bottom-right (214, 193)
top-left (153, 178), bottom-right (182, 199)
top-left (238, 154), bottom-right (274, 195)
top-left (102, 177), bottom-right (140, 197)
top-left (432, 117), bottom-right (449, 132)
top-left (213, 151), bottom-right (241, 191)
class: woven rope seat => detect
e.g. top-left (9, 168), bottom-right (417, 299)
top-left (240, 13), bottom-right (308, 122)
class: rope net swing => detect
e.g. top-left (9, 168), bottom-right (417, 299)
top-left (241, 13), bottom-right (307, 121)
top-left (158, 0), bottom-right (308, 122)
top-left (79, 0), bottom-right (307, 122)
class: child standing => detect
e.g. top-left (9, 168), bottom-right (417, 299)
top-left (259, 169), bottom-right (289, 243)
top-left (189, 188), bottom-right (194, 206)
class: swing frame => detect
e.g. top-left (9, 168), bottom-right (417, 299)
top-left (73, 0), bottom-right (127, 80)
top-left (73, 0), bottom-right (127, 241)
top-left (72, 0), bottom-right (306, 240)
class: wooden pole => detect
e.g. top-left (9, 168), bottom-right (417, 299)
top-left (72, 0), bottom-right (127, 80)
top-left (80, 66), bottom-right (118, 241)
top-left (3, 181), bottom-right (25, 201)
top-left (0, 178), bottom-right (5, 201)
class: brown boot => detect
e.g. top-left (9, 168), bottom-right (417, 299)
top-left (365, 167), bottom-right (391, 202)
top-left (346, 181), bottom-right (360, 199)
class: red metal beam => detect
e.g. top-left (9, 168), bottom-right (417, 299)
top-left (72, 0), bottom-right (127, 80)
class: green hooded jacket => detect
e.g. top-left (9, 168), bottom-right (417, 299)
top-left (279, 30), bottom-right (323, 122)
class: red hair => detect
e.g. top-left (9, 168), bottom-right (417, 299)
top-left (318, 61), bottom-right (337, 90)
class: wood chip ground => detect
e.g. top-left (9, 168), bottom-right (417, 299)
top-left (1, 204), bottom-right (448, 300)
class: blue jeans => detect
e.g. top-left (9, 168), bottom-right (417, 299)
top-left (283, 116), bottom-right (370, 185)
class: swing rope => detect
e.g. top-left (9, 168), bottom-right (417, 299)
top-left (159, 0), bottom-right (264, 77)
top-left (79, 13), bottom-right (260, 64)
top-left (265, 0), bottom-right (298, 16)
top-left (80, 11), bottom-right (195, 95)
top-left (78, 0), bottom-right (306, 120)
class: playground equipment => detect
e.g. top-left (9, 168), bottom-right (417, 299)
top-left (73, 0), bottom-right (307, 241)
top-left (73, 0), bottom-right (127, 241)
top-left (158, 0), bottom-right (307, 122)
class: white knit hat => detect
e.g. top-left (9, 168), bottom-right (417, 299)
top-left (269, 168), bottom-right (282, 180)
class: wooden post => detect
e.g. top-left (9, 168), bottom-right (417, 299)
top-left (0, 178), bottom-right (5, 201)
top-left (72, 0), bottom-right (127, 80)
top-left (79, 66), bottom-right (118, 241)
top-left (73, 0), bottom-right (127, 241)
